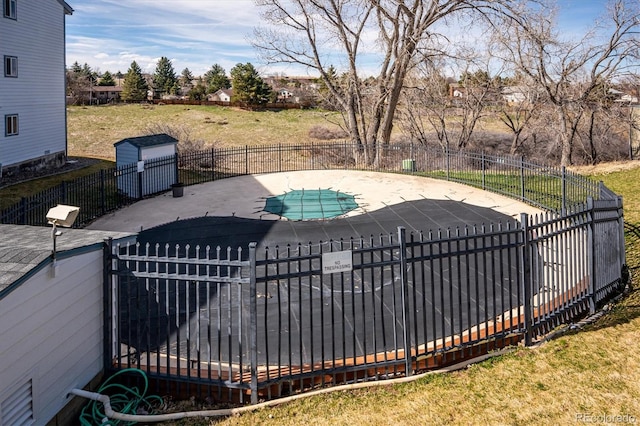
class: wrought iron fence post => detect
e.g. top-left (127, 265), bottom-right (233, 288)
top-left (520, 156), bottom-right (525, 203)
top-left (100, 169), bottom-right (106, 216)
top-left (248, 242), bottom-right (259, 404)
top-left (20, 197), bottom-right (27, 225)
top-left (103, 237), bottom-right (113, 375)
top-left (481, 151), bottom-right (486, 190)
top-left (174, 152), bottom-right (179, 185)
top-left (397, 226), bottom-right (412, 376)
top-left (137, 168), bottom-right (143, 200)
top-left (617, 195), bottom-right (626, 268)
top-left (446, 146), bottom-right (450, 181)
top-left (245, 145), bottom-right (249, 175)
top-left (587, 197), bottom-right (596, 314)
top-left (278, 143), bottom-right (282, 172)
top-left (561, 166), bottom-right (567, 215)
top-left (211, 148), bottom-right (216, 181)
top-left (61, 180), bottom-right (68, 204)
top-left (410, 142), bottom-right (414, 174)
top-left (520, 213), bottom-right (533, 346)
top-left (311, 142), bottom-right (315, 170)
top-left (344, 140), bottom-right (348, 169)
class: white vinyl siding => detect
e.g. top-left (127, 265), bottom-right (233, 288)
top-left (5, 114), bottom-right (18, 136)
top-left (4, 55), bottom-right (18, 77)
top-left (0, 249), bottom-right (105, 424)
top-left (0, 0), bottom-right (67, 167)
top-left (114, 142), bottom-right (138, 165)
top-left (140, 144), bottom-right (175, 160)
top-left (0, 379), bottom-right (33, 426)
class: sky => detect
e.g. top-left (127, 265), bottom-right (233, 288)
top-left (65, 0), bottom-right (613, 78)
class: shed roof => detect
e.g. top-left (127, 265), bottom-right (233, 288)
top-left (0, 224), bottom-right (133, 295)
top-left (114, 133), bottom-right (178, 149)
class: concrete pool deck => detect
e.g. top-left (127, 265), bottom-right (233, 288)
top-left (87, 170), bottom-right (543, 234)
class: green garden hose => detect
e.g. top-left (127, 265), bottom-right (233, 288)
top-left (78, 368), bottom-right (163, 425)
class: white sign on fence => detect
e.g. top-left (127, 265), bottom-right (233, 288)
top-left (322, 250), bottom-right (353, 274)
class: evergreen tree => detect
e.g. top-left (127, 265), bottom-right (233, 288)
top-left (66, 62), bottom-right (95, 104)
top-left (187, 83), bottom-right (207, 101)
top-left (121, 61), bottom-right (148, 102)
top-left (98, 70), bottom-right (116, 86)
top-left (81, 63), bottom-right (97, 84)
top-left (203, 64), bottom-right (231, 94)
top-left (153, 56), bottom-right (178, 97)
top-left (70, 61), bottom-right (82, 74)
top-left (230, 63), bottom-right (272, 105)
top-left (316, 65), bottom-right (341, 110)
top-left (179, 68), bottom-right (195, 88)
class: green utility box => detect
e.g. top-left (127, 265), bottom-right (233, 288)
top-left (402, 159), bottom-right (416, 172)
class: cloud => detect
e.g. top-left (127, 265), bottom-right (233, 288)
top-left (66, 0), bottom-right (609, 78)
top-left (66, 0), bottom-right (272, 75)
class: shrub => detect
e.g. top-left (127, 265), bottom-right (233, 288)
top-left (308, 125), bottom-right (348, 140)
top-left (144, 123), bottom-right (207, 153)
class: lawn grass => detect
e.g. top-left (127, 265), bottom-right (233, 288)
top-left (422, 170), bottom-right (569, 211)
top-left (0, 160), bottom-right (114, 210)
top-left (67, 104), bottom-right (342, 160)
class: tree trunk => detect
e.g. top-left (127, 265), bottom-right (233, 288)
top-left (559, 108), bottom-right (572, 166)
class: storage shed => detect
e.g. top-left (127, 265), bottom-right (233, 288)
top-left (114, 134), bottom-right (178, 198)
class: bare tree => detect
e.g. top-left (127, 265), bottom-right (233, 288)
top-left (400, 55), bottom-right (501, 151)
top-left (497, 77), bottom-right (542, 154)
top-left (452, 62), bottom-right (503, 149)
top-left (253, 0), bottom-right (531, 164)
top-left (494, 0), bottom-right (640, 165)
top-left (66, 71), bottom-right (91, 105)
top-left (399, 61), bottom-right (453, 150)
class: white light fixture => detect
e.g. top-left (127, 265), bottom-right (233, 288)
top-left (46, 204), bottom-right (80, 260)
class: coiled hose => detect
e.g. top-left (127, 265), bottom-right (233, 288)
top-left (78, 368), bottom-right (163, 425)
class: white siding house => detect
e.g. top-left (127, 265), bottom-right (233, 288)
top-left (0, 0), bottom-right (73, 178)
top-left (208, 88), bottom-right (233, 102)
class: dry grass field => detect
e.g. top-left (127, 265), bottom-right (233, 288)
top-left (67, 104), bottom-right (344, 160)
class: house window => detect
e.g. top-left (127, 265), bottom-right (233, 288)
top-left (4, 0), bottom-right (16, 19)
top-left (4, 56), bottom-right (17, 77)
top-left (5, 114), bottom-right (18, 136)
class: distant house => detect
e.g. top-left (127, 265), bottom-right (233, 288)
top-left (502, 86), bottom-right (532, 104)
top-left (0, 0), bottom-right (73, 178)
top-left (264, 75), bottom-right (319, 91)
top-left (276, 88), bottom-right (295, 102)
top-left (92, 85), bottom-right (122, 103)
top-left (449, 83), bottom-right (465, 98)
top-left (610, 88), bottom-right (639, 105)
top-left (264, 76), bottom-right (320, 105)
top-left (208, 88), bottom-right (233, 102)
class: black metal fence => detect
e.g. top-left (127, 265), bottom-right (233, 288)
top-left (107, 194), bottom-right (625, 404)
top-left (98, 143), bottom-right (626, 403)
top-left (1, 142), bottom-right (605, 227)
